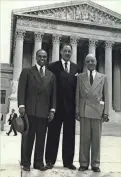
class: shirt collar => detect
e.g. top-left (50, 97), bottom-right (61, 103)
top-left (36, 63), bottom-right (45, 72)
top-left (61, 59), bottom-right (70, 65)
top-left (87, 69), bottom-right (96, 76)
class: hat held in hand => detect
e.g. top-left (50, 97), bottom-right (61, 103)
top-left (13, 113), bottom-right (29, 136)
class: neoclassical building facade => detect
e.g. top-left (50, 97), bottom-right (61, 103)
top-left (2, 0), bottom-right (121, 121)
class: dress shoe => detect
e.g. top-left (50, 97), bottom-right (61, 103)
top-left (34, 165), bottom-right (47, 171)
top-left (78, 166), bottom-right (88, 171)
top-left (23, 166), bottom-right (30, 171)
top-left (6, 133), bottom-right (9, 136)
top-left (45, 163), bottom-right (54, 169)
top-left (92, 167), bottom-right (101, 172)
top-left (14, 134), bottom-right (17, 136)
top-left (64, 164), bottom-right (76, 170)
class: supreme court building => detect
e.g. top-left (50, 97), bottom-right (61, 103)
top-left (1, 0), bottom-right (121, 123)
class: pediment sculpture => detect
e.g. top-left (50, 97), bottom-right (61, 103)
top-left (25, 4), bottom-right (121, 27)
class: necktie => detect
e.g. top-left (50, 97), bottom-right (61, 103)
top-left (65, 62), bottom-right (68, 73)
top-left (90, 71), bottom-right (93, 85)
top-left (40, 66), bottom-right (43, 77)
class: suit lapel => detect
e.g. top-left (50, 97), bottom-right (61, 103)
top-left (91, 72), bottom-right (103, 92)
top-left (41, 69), bottom-right (52, 90)
top-left (31, 66), bottom-right (52, 92)
top-left (70, 62), bottom-right (77, 74)
top-left (31, 65), bottom-right (42, 85)
top-left (59, 60), bottom-right (64, 71)
top-left (70, 62), bottom-right (73, 73)
top-left (81, 72), bottom-right (91, 91)
top-left (81, 71), bottom-right (103, 92)
top-left (59, 60), bottom-right (74, 73)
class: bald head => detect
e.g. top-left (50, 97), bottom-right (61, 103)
top-left (85, 54), bottom-right (97, 71)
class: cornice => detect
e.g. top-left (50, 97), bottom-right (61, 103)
top-left (15, 13), bottom-right (121, 30)
top-left (13, 0), bottom-right (121, 20)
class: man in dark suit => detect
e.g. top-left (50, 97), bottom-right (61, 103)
top-left (6, 109), bottom-right (17, 136)
top-left (76, 54), bottom-right (109, 172)
top-left (18, 49), bottom-right (56, 171)
top-left (45, 43), bottom-right (81, 170)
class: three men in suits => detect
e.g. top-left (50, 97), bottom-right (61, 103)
top-left (76, 54), bottom-right (109, 172)
top-left (6, 109), bottom-right (17, 136)
top-left (45, 44), bottom-right (81, 170)
top-left (18, 49), bottom-right (56, 171)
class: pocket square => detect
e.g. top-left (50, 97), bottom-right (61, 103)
top-left (100, 101), bottom-right (104, 105)
top-left (75, 73), bottom-right (78, 76)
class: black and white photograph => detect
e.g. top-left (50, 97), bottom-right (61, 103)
top-left (0, 0), bottom-right (121, 177)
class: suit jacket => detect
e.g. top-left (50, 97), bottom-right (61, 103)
top-left (48, 61), bottom-right (81, 116)
top-left (8, 113), bottom-right (17, 125)
top-left (76, 71), bottom-right (109, 119)
top-left (17, 65), bottom-right (56, 118)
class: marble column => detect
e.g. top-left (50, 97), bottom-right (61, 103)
top-left (13, 30), bottom-right (25, 81)
top-left (105, 41), bottom-right (114, 111)
top-left (49, 47), bottom-right (52, 63)
top-left (83, 48), bottom-right (88, 72)
top-left (120, 49), bottom-right (121, 111)
top-left (9, 29), bottom-right (25, 113)
top-left (98, 54), bottom-right (105, 74)
top-left (70, 36), bottom-right (78, 64)
top-left (32, 32), bottom-right (43, 66)
top-left (89, 39), bottom-right (97, 56)
top-left (52, 34), bottom-right (61, 62)
top-left (113, 49), bottom-right (121, 111)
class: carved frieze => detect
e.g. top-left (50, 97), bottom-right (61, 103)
top-left (25, 4), bottom-right (121, 27)
top-left (110, 32), bottom-right (121, 38)
top-left (16, 16), bottom-right (121, 43)
top-left (17, 18), bottom-right (58, 29)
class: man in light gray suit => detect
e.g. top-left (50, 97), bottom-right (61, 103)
top-left (76, 54), bottom-right (109, 172)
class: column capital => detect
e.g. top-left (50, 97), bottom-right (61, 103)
top-left (105, 41), bottom-right (114, 49)
top-left (70, 36), bottom-right (78, 45)
top-left (34, 32), bottom-right (44, 42)
top-left (52, 34), bottom-right (61, 44)
top-left (89, 39), bottom-right (98, 47)
top-left (15, 30), bottom-right (26, 40)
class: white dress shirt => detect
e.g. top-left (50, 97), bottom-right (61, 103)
top-left (87, 69), bottom-right (96, 80)
top-left (87, 70), bottom-right (104, 105)
top-left (36, 63), bottom-right (45, 76)
top-left (61, 59), bottom-right (70, 73)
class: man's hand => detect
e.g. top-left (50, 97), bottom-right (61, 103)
top-left (75, 113), bottom-right (80, 122)
top-left (48, 111), bottom-right (55, 122)
top-left (102, 114), bottom-right (109, 123)
top-left (19, 107), bottom-right (25, 116)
